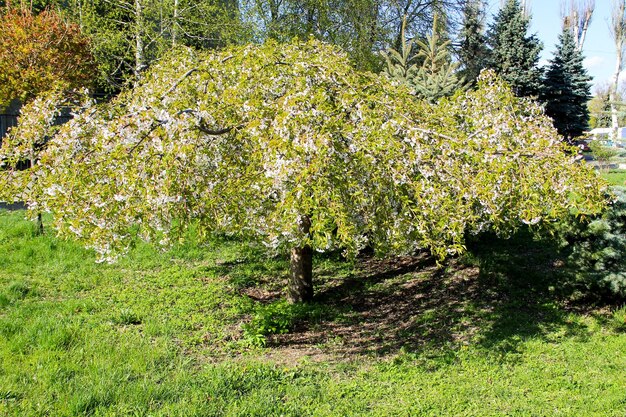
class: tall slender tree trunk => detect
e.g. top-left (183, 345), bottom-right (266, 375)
top-left (561, 0), bottom-right (594, 51)
top-left (287, 215), bottom-right (313, 303)
top-left (267, 0), bottom-right (279, 38)
top-left (610, 48), bottom-right (622, 141)
top-left (577, 8), bottom-right (592, 51)
top-left (30, 156), bottom-right (43, 234)
top-left (611, 0), bottom-right (626, 142)
top-left (37, 212), bottom-right (43, 235)
top-left (76, 0), bottom-right (84, 28)
top-left (134, 0), bottom-right (145, 86)
top-left (520, 0), bottom-right (528, 16)
top-left (172, 0), bottom-right (179, 46)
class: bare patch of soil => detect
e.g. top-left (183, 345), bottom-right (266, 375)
top-left (261, 253), bottom-right (502, 363)
top-left (223, 234), bottom-right (610, 365)
top-left (240, 287), bottom-right (282, 303)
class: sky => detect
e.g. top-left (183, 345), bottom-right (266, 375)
top-left (486, 0), bottom-right (616, 91)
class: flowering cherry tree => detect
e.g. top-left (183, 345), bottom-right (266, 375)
top-left (2, 40), bottom-right (608, 302)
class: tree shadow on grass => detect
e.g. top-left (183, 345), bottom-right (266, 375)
top-left (464, 231), bottom-right (593, 353)
top-left (262, 230), bottom-right (593, 360)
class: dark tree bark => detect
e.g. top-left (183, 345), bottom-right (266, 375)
top-left (36, 212), bottom-right (43, 235)
top-left (287, 215), bottom-right (313, 303)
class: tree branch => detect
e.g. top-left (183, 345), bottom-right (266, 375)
top-left (160, 68), bottom-right (198, 100)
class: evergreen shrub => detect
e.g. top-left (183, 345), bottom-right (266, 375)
top-left (557, 186), bottom-right (626, 299)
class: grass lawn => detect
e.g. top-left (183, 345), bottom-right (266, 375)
top-left (601, 169), bottom-right (626, 186)
top-left (0, 210), bottom-right (625, 416)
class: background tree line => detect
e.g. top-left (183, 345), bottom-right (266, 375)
top-left (0, 0), bottom-right (470, 93)
top-left (1, 0), bottom-right (623, 143)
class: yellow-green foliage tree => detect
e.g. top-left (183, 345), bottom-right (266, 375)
top-left (0, 40), bottom-right (608, 302)
top-left (0, 7), bottom-right (95, 107)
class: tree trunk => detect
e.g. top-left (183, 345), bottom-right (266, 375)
top-left (36, 212), bottom-right (43, 235)
top-left (76, 0), bottom-right (84, 28)
top-left (611, 0), bottom-right (625, 142)
top-left (134, 0), bottom-right (145, 86)
top-left (610, 42), bottom-right (622, 142)
top-left (563, 0), bottom-right (594, 51)
top-left (287, 215), bottom-right (313, 303)
top-left (172, 0), bottom-right (179, 46)
top-left (31, 155), bottom-right (43, 235)
top-left (577, 6), bottom-right (593, 51)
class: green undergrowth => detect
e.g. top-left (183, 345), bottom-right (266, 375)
top-left (1, 210), bottom-right (625, 416)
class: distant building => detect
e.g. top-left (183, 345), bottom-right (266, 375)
top-left (587, 127), bottom-right (626, 147)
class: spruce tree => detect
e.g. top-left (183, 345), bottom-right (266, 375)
top-left (458, 0), bottom-right (488, 85)
top-left (412, 15), bottom-right (464, 103)
top-left (383, 17), bottom-right (418, 88)
top-left (383, 14), bottom-right (463, 103)
top-left (541, 27), bottom-right (592, 141)
top-left (487, 0), bottom-right (543, 97)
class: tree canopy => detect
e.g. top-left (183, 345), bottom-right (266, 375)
top-left (384, 15), bottom-right (464, 102)
top-left (541, 27), bottom-right (592, 141)
top-left (0, 40), bottom-right (608, 300)
top-left (588, 83), bottom-right (626, 129)
top-left (487, 0), bottom-right (543, 97)
top-left (457, 0), bottom-right (488, 85)
top-left (71, 0), bottom-right (245, 92)
top-left (2, 0), bottom-right (470, 88)
top-left (412, 15), bottom-right (464, 102)
top-left (0, 7), bottom-right (95, 107)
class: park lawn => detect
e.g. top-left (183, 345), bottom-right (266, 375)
top-left (0, 210), bottom-right (625, 416)
top-left (602, 169), bottom-right (626, 186)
